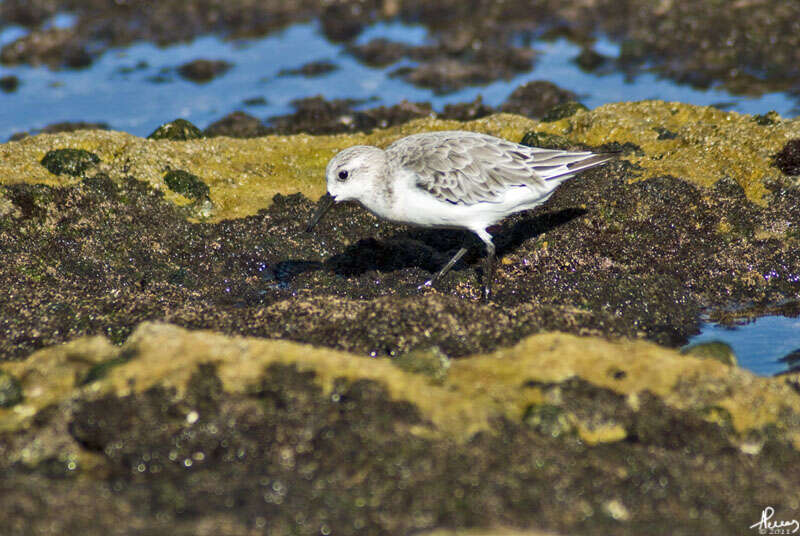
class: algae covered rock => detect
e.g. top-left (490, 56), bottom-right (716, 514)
top-left (520, 131), bottom-right (580, 150)
top-left (177, 59), bottom-right (232, 83)
top-left (540, 101), bottom-right (588, 122)
top-left (0, 371), bottom-right (22, 407)
top-left (147, 118), bottom-right (203, 140)
top-left (163, 169), bottom-right (210, 200)
top-left (2, 323), bottom-right (800, 534)
top-left (40, 148), bottom-right (100, 177)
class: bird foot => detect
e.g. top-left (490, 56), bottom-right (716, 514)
top-left (417, 279), bottom-right (434, 291)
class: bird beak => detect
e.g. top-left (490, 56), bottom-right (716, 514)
top-left (305, 192), bottom-right (335, 232)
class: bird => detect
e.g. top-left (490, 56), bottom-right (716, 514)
top-left (305, 130), bottom-right (611, 301)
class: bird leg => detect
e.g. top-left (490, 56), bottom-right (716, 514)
top-left (419, 245), bottom-right (468, 290)
top-left (477, 231), bottom-right (496, 302)
top-left (483, 242), bottom-right (495, 302)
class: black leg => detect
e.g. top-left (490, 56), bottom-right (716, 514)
top-left (482, 240), bottom-right (495, 302)
top-left (419, 246), bottom-right (468, 289)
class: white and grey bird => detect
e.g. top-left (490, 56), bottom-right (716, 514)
top-left (305, 130), bottom-right (611, 300)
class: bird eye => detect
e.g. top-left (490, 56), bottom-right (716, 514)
top-left (338, 170), bottom-right (349, 181)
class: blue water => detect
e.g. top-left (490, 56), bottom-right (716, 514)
top-left (0, 19), bottom-right (796, 140)
top-left (1, 16), bottom-right (799, 375)
top-left (685, 316), bottom-right (800, 376)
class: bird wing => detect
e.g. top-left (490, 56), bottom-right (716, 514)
top-left (386, 131), bottom-right (609, 206)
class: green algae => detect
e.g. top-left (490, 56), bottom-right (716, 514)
top-left (540, 101), bottom-right (588, 122)
top-left (40, 148), bottom-right (100, 177)
top-left (163, 169), bottom-right (210, 200)
top-left (0, 371), bottom-right (23, 407)
top-left (519, 131), bottom-right (576, 150)
top-left (147, 118), bottom-right (203, 141)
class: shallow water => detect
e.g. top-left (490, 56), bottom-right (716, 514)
top-left (686, 316), bottom-right (800, 376)
top-left (0, 19), bottom-right (796, 140)
top-left (1, 16), bottom-right (799, 376)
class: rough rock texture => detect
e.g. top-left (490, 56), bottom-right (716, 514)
top-left (1, 323), bottom-right (800, 535)
top-left (1, 104), bottom-right (799, 362)
top-left (1, 103), bottom-right (800, 534)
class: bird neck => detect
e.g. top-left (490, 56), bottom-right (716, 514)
top-left (360, 161), bottom-right (395, 220)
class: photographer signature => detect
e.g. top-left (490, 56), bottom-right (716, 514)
top-left (751, 507), bottom-right (799, 534)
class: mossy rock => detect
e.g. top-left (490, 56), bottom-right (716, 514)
top-left (519, 131), bottom-right (576, 150)
top-left (541, 101), bottom-right (588, 122)
top-left (163, 169), bottom-right (210, 200)
top-left (753, 111), bottom-right (780, 126)
top-left (0, 371), bottom-right (22, 408)
top-left (147, 119), bottom-right (203, 141)
top-left (392, 347), bottom-right (451, 383)
top-left (40, 148), bottom-right (100, 177)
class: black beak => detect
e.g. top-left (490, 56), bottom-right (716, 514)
top-left (305, 192), bottom-right (335, 232)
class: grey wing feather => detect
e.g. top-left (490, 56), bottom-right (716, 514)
top-left (387, 131), bottom-right (611, 205)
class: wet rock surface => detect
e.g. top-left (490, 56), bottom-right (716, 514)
top-left (2, 324), bottom-right (800, 535)
top-left (1, 139), bottom-right (799, 359)
top-left (237, 83), bottom-right (576, 137)
top-left (176, 59), bottom-right (232, 83)
top-left (2, 103), bottom-right (800, 533)
top-left (277, 59), bottom-right (338, 77)
top-left (204, 111), bottom-right (271, 139)
top-left (1, 0), bottom-right (799, 99)
top-left (265, 96), bottom-right (435, 135)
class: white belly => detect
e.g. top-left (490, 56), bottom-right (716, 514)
top-left (381, 182), bottom-right (555, 234)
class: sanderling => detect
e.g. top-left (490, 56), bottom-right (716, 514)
top-left (306, 130), bottom-right (611, 300)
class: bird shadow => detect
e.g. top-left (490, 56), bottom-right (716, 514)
top-left (325, 207), bottom-right (586, 278)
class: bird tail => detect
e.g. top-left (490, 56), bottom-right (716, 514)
top-left (543, 153), bottom-right (614, 182)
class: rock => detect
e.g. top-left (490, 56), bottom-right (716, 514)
top-left (176, 59), bottom-right (232, 83)
top-left (574, 48), bottom-right (608, 71)
top-left (0, 75), bottom-right (20, 92)
top-left (774, 139), bottom-right (800, 176)
top-left (204, 111), bottom-right (269, 138)
top-left (41, 121), bottom-right (110, 134)
top-left (353, 100), bottom-right (433, 132)
top-left (439, 96), bottom-right (494, 122)
top-left (500, 81), bottom-right (578, 119)
top-left (147, 118), bottom-right (202, 140)
top-left (0, 103), bottom-right (799, 361)
top-left (319, 3), bottom-right (368, 42)
top-left (267, 95), bottom-right (359, 135)
top-left (1, 323), bottom-right (800, 533)
top-left (163, 169), bottom-right (210, 200)
top-left (277, 60), bottom-right (338, 77)
top-left (40, 148), bottom-right (100, 177)
top-left (0, 28), bottom-right (90, 68)
top-left (520, 131), bottom-right (584, 151)
top-left (349, 38), bottom-right (410, 67)
top-left (2, 101), bottom-right (800, 535)
top-left (242, 96), bottom-right (267, 106)
top-left (754, 111), bottom-right (780, 126)
top-left (540, 102), bottom-right (589, 122)
top-left (393, 45), bottom-right (535, 93)
top-left (10, 122), bottom-right (110, 142)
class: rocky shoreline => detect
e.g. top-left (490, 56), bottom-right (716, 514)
top-left (1, 101), bottom-right (800, 534)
